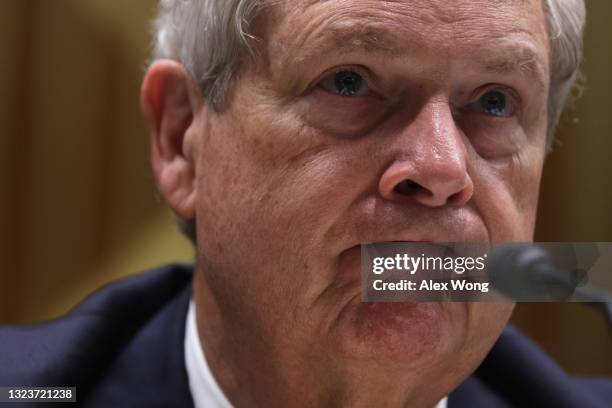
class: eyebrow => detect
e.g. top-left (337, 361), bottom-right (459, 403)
top-left (482, 47), bottom-right (548, 91)
top-left (290, 23), bottom-right (548, 91)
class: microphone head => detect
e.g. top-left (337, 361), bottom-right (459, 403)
top-left (488, 243), bottom-right (580, 301)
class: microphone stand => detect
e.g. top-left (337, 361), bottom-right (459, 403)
top-left (574, 287), bottom-right (612, 327)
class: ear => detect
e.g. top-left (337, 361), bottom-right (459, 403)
top-left (141, 60), bottom-right (201, 220)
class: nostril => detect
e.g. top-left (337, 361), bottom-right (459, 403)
top-left (446, 181), bottom-right (473, 206)
top-left (394, 179), bottom-right (423, 196)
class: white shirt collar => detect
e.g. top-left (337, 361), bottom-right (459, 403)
top-left (185, 300), bottom-right (448, 408)
top-left (185, 301), bottom-right (233, 408)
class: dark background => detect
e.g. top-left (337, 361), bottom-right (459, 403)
top-left (1, 0), bottom-right (610, 375)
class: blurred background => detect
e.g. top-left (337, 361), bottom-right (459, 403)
top-left (0, 0), bottom-right (610, 375)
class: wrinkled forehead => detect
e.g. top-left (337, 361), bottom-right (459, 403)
top-left (276, 0), bottom-right (547, 33)
top-left (262, 0), bottom-right (550, 77)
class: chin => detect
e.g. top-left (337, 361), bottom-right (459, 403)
top-left (335, 301), bottom-right (464, 366)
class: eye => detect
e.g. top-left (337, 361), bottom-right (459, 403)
top-left (319, 70), bottom-right (370, 96)
top-left (474, 90), bottom-right (515, 117)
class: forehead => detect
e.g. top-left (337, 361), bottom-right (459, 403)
top-left (276, 0), bottom-right (547, 38)
top-left (264, 0), bottom-right (550, 79)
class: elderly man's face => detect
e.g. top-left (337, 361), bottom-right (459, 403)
top-left (167, 0), bottom-right (550, 398)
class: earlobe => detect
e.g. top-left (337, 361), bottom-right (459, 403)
top-left (141, 59), bottom-right (199, 220)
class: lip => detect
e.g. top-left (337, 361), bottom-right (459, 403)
top-left (337, 241), bottom-right (465, 290)
top-left (343, 239), bottom-right (431, 255)
top-left (338, 241), bottom-right (433, 267)
top-left (342, 240), bottom-right (453, 258)
top-left (327, 203), bottom-right (486, 258)
top-left (337, 240), bottom-right (447, 276)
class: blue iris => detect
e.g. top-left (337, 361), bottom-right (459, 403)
top-left (478, 90), bottom-right (510, 117)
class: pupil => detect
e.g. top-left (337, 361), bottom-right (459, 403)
top-left (481, 91), bottom-right (506, 115)
top-left (334, 71), bottom-right (362, 96)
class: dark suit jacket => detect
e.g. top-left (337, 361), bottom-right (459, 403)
top-left (1, 264), bottom-right (610, 407)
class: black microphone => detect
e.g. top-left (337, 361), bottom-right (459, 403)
top-left (487, 243), bottom-right (612, 325)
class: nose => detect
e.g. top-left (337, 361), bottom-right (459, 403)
top-left (378, 102), bottom-right (474, 208)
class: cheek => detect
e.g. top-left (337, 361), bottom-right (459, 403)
top-left (192, 108), bottom-right (348, 285)
top-left (200, 101), bottom-right (364, 241)
top-left (191, 106), bottom-right (384, 341)
top-left (472, 146), bottom-right (545, 242)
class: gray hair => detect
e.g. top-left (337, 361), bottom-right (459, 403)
top-left (153, 0), bottom-right (272, 109)
top-left (151, 0), bottom-right (586, 243)
top-left (544, 0), bottom-right (586, 136)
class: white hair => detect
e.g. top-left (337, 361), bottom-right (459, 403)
top-left (153, 0), bottom-right (272, 109)
top-left (544, 0), bottom-right (586, 135)
top-left (151, 0), bottom-right (586, 242)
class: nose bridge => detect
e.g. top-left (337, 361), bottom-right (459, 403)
top-left (379, 99), bottom-right (473, 207)
top-left (410, 100), bottom-right (465, 170)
